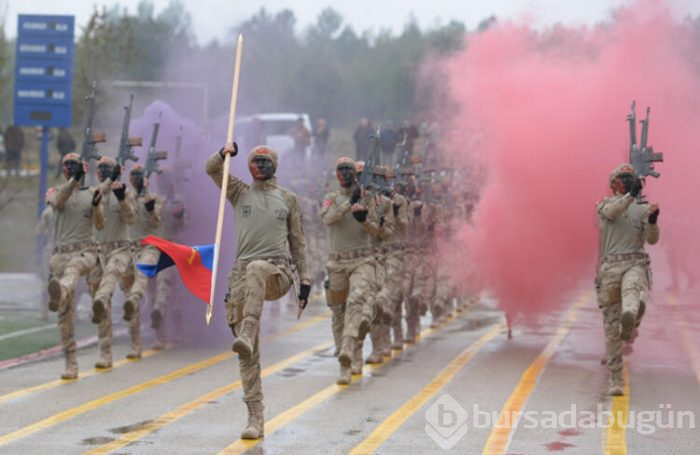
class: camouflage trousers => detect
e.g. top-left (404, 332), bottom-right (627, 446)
top-left (125, 245), bottom-right (160, 352)
top-left (433, 264), bottom-right (453, 321)
top-left (596, 258), bottom-right (650, 376)
top-left (89, 246), bottom-right (134, 362)
top-left (376, 251), bottom-right (405, 322)
top-left (326, 256), bottom-right (376, 348)
top-left (411, 251), bottom-right (436, 316)
top-left (151, 267), bottom-right (181, 343)
top-left (227, 258), bottom-right (293, 403)
top-left (401, 250), bottom-right (421, 338)
top-left (49, 248), bottom-right (99, 370)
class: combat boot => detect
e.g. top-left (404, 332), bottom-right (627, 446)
top-left (240, 401), bottom-right (265, 440)
top-left (61, 353), bottom-right (78, 380)
top-left (351, 339), bottom-right (364, 374)
top-left (392, 327), bottom-right (404, 350)
top-left (620, 310), bottom-right (637, 341)
top-left (608, 371), bottom-right (624, 396)
top-left (48, 278), bottom-right (64, 312)
top-left (337, 365), bottom-right (352, 385)
top-left (92, 297), bottom-right (107, 324)
top-left (95, 351), bottom-right (113, 369)
top-left (126, 323), bottom-right (142, 359)
top-left (233, 316), bottom-right (258, 359)
top-left (338, 336), bottom-right (355, 369)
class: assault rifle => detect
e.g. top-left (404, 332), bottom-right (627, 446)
top-left (626, 101), bottom-right (663, 200)
top-left (80, 81), bottom-right (105, 173)
top-left (359, 127), bottom-right (381, 192)
top-left (116, 94), bottom-right (142, 167)
top-left (144, 112), bottom-right (168, 178)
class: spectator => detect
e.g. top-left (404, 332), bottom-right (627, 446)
top-left (379, 121), bottom-right (398, 165)
top-left (290, 117), bottom-right (311, 157)
top-left (397, 118), bottom-right (419, 154)
top-left (4, 125), bottom-right (25, 177)
top-left (353, 117), bottom-right (373, 161)
top-left (312, 117), bottom-right (329, 159)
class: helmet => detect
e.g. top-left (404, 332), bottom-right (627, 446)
top-left (248, 146), bottom-right (278, 171)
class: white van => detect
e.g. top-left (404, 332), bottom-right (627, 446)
top-left (237, 113), bottom-right (312, 158)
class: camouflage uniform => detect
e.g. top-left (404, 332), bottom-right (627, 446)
top-left (596, 164), bottom-right (660, 395)
top-left (206, 146), bottom-right (308, 440)
top-left (408, 197), bottom-right (438, 335)
top-left (125, 186), bottom-right (163, 359)
top-left (46, 173), bottom-right (105, 379)
top-left (151, 190), bottom-right (187, 348)
top-left (321, 183), bottom-right (380, 384)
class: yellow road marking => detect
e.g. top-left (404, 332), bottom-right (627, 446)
top-left (84, 341), bottom-right (333, 455)
top-left (0, 313), bottom-right (329, 446)
top-left (0, 348), bottom-right (163, 405)
top-left (604, 362), bottom-right (630, 455)
top-left (349, 325), bottom-right (503, 455)
top-left (482, 297), bottom-right (585, 455)
top-left (669, 295), bottom-right (700, 384)
top-left (219, 313), bottom-right (495, 454)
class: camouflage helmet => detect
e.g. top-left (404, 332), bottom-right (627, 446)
top-left (98, 156), bottom-right (116, 167)
top-left (248, 145), bottom-right (278, 171)
top-left (609, 163), bottom-right (636, 186)
top-left (336, 156), bottom-right (355, 170)
top-left (62, 152), bottom-right (81, 164)
top-left (130, 163), bottom-right (145, 175)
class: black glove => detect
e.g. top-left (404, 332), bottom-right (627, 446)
top-left (393, 203), bottom-right (400, 217)
top-left (91, 190), bottom-right (102, 207)
top-left (648, 208), bottom-right (660, 224)
top-left (352, 209), bottom-right (368, 223)
top-left (145, 199), bottom-right (155, 212)
top-left (379, 216), bottom-right (385, 227)
top-left (414, 205), bottom-right (423, 217)
top-left (218, 142), bottom-right (239, 159)
top-left (349, 186), bottom-right (362, 205)
top-left (112, 184), bottom-right (126, 201)
top-left (298, 283), bottom-right (311, 309)
top-left (110, 164), bottom-right (121, 182)
top-left (629, 178), bottom-right (643, 198)
top-left (73, 162), bottom-right (85, 181)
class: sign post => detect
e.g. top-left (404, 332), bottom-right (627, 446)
top-left (13, 14), bottom-right (75, 219)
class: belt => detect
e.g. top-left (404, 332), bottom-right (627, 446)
top-left (328, 247), bottom-right (375, 261)
top-left (235, 256), bottom-right (291, 268)
top-left (53, 241), bottom-right (96, 255)
top-left (601, 253), bottom-right (648, 263)
top-left (99, 240), bottom-right (132, 252)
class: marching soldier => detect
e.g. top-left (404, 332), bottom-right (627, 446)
top-left (124, 164), bottom-right (163, 360)
top-left (206, 142), bottom-right (311, 440)
top-left (46, 153), bottom-right (105, 379)
top-left (89, 157), bottom-right (135, 369)
top-left (320, 157), bottom-right (381, 384)
top-left (596, 163), bottom-right (660, 396)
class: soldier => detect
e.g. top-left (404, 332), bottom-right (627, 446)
top-left (596, 163), bottom-right (660, 396)
top-left (124, 164), bottom-right (163, 360)
top-left (364, 165), bottom-right (396, 365)
top-left (399, 170), bottom-right (423, 344)
top-left (151, 169), bottom-right (188, 349)
top-left (320, 157), bottom-right (381, 384)
top-left (206, 142), bottom-right (311, 440)
top-left (46, 153), bottom-right (105, 379)
top-left (89, 157), bottom-right (134, 368)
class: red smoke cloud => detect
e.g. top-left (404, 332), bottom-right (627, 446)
top-left (435, 0), bottom-right (700, 317)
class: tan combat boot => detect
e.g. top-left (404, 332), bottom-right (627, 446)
top-left (608, 371), bottom-right (624, 396)
top-left (95, 340), bottom-right (113, 369)
top-left (392, 326), bottom-right (404, 350)
top-left (620, 310), bottom-right (636, 341)
top-left (233, 316), bottom-right (259, 359)
top-left (366, 327), bottom-right (384, 365)
top-left (338, 336), bottom-right (355, 368)
top-left (126, 323), bottom-right (142, 360)
top-left (48, 278), bottom-right (65, 312)
top-left (352, 339), bottom-right (364, 374)
top-left (61, 352), bottom-right (78, 380)
top-left (240, 401), bottom-right (265, 439)
top-left (337, 365), bottom-right (352, 385)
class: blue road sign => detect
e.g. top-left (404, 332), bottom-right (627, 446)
top-left (13, 14), bottom-right (74, 128)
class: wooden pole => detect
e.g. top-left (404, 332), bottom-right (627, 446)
top-left (207, 34), bottom-right (243, 325)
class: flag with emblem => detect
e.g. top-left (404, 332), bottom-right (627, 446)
top-left (136, 235), bottom-right (214, 303)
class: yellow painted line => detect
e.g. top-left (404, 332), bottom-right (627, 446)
top-left (0, 313), bottom-right (329, 447)
top-left (669, 295), bottom-right (700, 384)
top-left (350, 324), bottom-right (503, 455)
top-left (604, 362), bottom-right (630, 455)
top-left (0, 348), bottom-right (163, 405)
top-left (84, 341), bottom-right (333, 455)
top-left (219, 313), bottom-right (491, 454)
top-left (482, 297), bottom-right (585, 455)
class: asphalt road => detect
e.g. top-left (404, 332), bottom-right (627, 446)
top-left (0, 288), bottom-right (698, 454)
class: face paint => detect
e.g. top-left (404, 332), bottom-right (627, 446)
top-left (336, 166), bottom-right (356, 188)
top-left (63, 161), bottom-right (81, 180)
top-left (97, 163), bottom-right (113, 182)
top-left (130, 173), bottom-right (145, 194)
top-left (250, 157), bottom-right (275, 180)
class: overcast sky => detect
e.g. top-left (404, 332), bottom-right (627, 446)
top-left (4, 0), bottom-right (700, 43)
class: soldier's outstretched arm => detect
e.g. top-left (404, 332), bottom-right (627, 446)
top-left (598, 194), bottom-right (634, 221)
top-left (286, 192), bottom-right (310, 282)
top-left (320, 193), bottom-right (350, 225)
top-left (205, 146), bottom-right (248, 206)
top-left (47, 180), bottom-right (79, 210)
top-left (146, 195), bottom-right (164, 229)
top-left (91, 189), bottom-right (106, 230)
